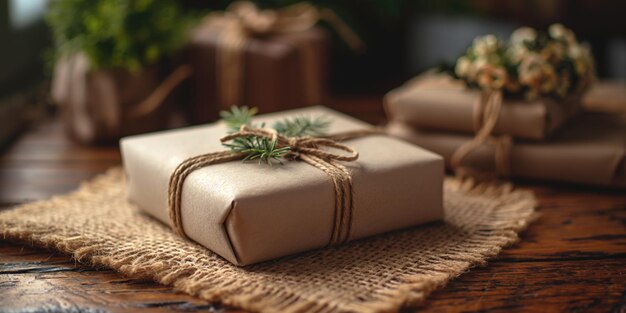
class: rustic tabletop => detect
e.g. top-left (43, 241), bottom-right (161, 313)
top-left (1, 98), bottom-right (625, 312)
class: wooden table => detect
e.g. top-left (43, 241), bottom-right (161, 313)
top-left (1, 100), bottom-right (625, 312)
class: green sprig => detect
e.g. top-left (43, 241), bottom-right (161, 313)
top-left (219, 106), bottom-right (331, 165)
top-left (273, 116), bottom-right (330, 137)
top-left (219, 106), bottom-right (258, 133)
top-left (46, 0), bottom-right (196, 71)
top-left (222, 136), bottom-right (291, 165)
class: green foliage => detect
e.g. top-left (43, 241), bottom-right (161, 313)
top-left (219, 106), bottom-right (331, 165)
top-left (46, 0), bottom-right (195, 70)
top-left (223, 136), bottom-right (291, 165)
top-left (272, 116), bottom-right (330, 137)
top-left (219, 106), bottom-right (259, 133)
top-left (219, 106), bottom-right (330, 137)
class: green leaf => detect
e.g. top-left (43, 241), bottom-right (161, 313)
top-left (223, 136), bottom-right (290, 166)
top-left (273, 116), bottom-right (330, 137)
top-left (219, 106), bottom-right (332, 166)
top-left (219, 106), bottom-right (259, 133)
top-left (46, 0), bottom-right (197, 69)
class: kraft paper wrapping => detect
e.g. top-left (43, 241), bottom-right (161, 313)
top-left (186, 26), bottom-right (328, 123)
top-left (121, 106), bottom-right (444, 266)
top-left (385, 73), bottom-right (580, 140)
top-left (387, 113), bottom-right (626, 188)
top-left (582, 80), bottom-right (626, 113)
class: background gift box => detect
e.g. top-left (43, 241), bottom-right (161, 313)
top-left (385, 72), bottom-right (582, 141)
top-left (185, 18), bottom-right (329, 123)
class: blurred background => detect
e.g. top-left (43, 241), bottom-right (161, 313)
top-left (1, 0), bottom-right (625, 146)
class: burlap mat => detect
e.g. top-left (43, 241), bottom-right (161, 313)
top-left (0, 168), bottom-right (536, 313)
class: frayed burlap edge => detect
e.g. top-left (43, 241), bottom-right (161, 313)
top-left (0, 168), bottom-right (537, 313)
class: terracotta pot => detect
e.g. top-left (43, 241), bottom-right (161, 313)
top-left (51, 54), bottom-right (179, 144)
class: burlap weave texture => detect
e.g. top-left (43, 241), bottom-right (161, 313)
top-left (0, 168), bottom-right (536, 313)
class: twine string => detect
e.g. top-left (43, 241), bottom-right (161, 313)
top-left (203, 1), bottom-right (364, 109)
top-left (450, 90), bottom-right (513, 179)
top-left (168, 126), bottom-right (378, 246)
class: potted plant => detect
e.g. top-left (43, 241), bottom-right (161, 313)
top-left (48, 0), bottom-right (193, 143)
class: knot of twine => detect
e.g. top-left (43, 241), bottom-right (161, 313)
top-left (202, 1), bottom-right (364, 109)
top-left (450, 90), bottom-right (513, 179)
top-left (168, 126), bottom-right (381, 247)
top-left (221, 125), bottom-right (360, 162)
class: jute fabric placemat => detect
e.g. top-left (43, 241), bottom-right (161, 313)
top-left (0, 168), bottom-right (536, 313)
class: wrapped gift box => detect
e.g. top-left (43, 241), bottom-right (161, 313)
top-left (121, 106), bottom-right (444, 265)
top-left (186, 25), bottom-right (328, 124)
top-left (387, 113), bottom-right (626, 188)
top-left (385, 73), bottom-right (580, 141)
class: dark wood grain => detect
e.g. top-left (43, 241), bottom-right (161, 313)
top-left (1, 101), bottom-right (625, 313)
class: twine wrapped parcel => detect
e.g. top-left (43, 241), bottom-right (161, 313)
top-left (384, 73), bottom-right (592, 182)
top-left (123, 106), bottom-right (446, 266)
top-left (448, 89), bottom-right (585, 180)
top-left (201, 1), bottom-right (364, 109)
top-left (0, 168), bottom-right (536, 313)
top-left (169, 125), bottom-right (376, 246)
top-left (447, 24), bottom-right (594, 180)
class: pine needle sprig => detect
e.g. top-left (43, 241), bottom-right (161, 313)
top-left (222, 136), bottom-right (291, 165)
top-left (273, 116), bottom-right (330, 137)
top-left (219, 106), bottom-right (331, 165)
top-left (219, 106), bottom-right (258, 133)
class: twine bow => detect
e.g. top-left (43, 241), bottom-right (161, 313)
top-left (221, 125), bottom-right (359, 162)
top-left (450, 90), bottom-right (513, 179)
top-left (201, 1), bottom-right (364, 109)
top-left (168, 126), bottom-right (380, 247)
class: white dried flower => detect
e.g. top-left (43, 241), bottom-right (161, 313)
top-left (549, 23), bottom-right (576, 44)
top-left (507, 44), bottom-right (530, 64)
top-left (452, 23), bottom-right (594, 100)
top-left (465, 57), bottom-right (491, 82)
top-left (568, 43), bottom-right (594, 78)
top-left (473, 34), bottom-right (500, 57)
top-left (511, 27), bottom-right (536, 45)
top-left (455, 56), bottom-right (472, 78)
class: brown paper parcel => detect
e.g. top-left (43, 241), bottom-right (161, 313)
top-left (121, 106), bottom-right (444, 266)
top-left (385, 73), bottom-right (580, 140)
top-left (186, 25), bottom-right (328, 123)
top-left (387, 113), bottom-right (626, 188)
